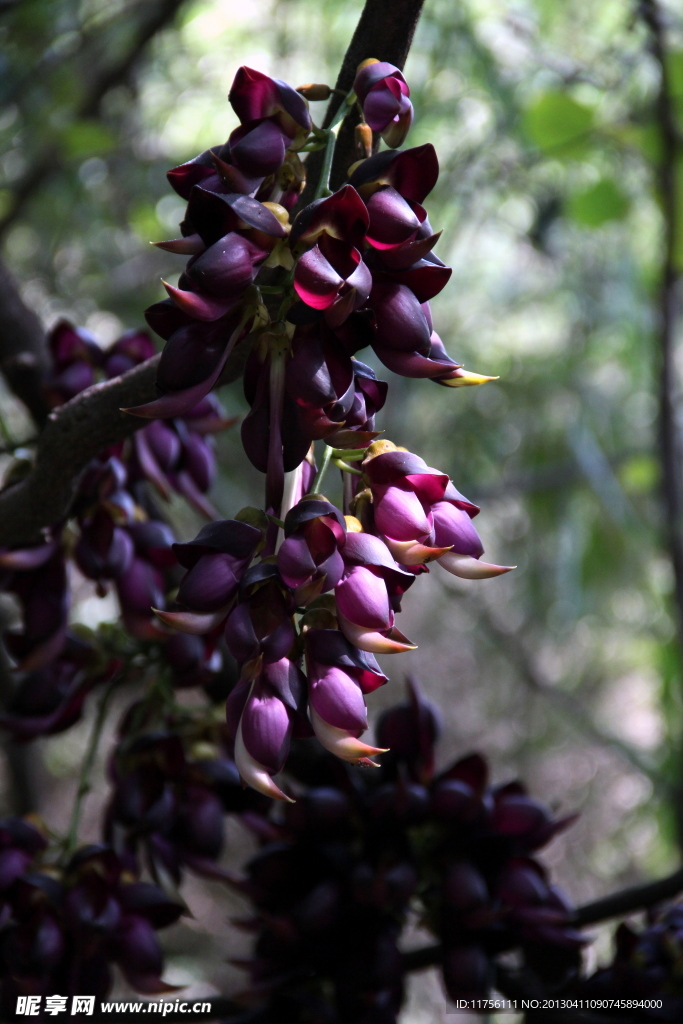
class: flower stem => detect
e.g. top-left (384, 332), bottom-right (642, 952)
top-left (309, 442), bottom-right (333, 494)
top-left (266, 348), bottom-right (286, 514)
top-left (314, 128), bottom-right (338, 200)
top-left (62, 675), bottom-right (119, 862)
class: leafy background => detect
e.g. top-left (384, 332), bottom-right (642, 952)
top-left (2, 0), bottom-right (683, 1018)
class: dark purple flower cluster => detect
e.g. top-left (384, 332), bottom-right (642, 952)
top-left (230, 679), bottom-right (580, 1023)
top-left (0, 826), bottom-right (183, 1011)
top-left (136, 63), bottom-right (494, 511)
top-left (0, 321), bottom-right (234, 739)
top-left (105, 729), bottom-right (265, 885)
top-left (581, 908), bottom-right (683, 1020)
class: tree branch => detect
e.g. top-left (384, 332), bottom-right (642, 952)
top-left (298, 0), bottom-right (425, 207)
top-left (0, 257), bottom-right (51, 426)
top-left (574, 865), bottom-right (683, 926)
top-left (0, 0), bottom-right (189, 238)
top-left (400, 865), bottom-right (683, 980)
top-left (0, 342), bottom-right (250, 549)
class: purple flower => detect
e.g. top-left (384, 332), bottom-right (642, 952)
top-left (223, 568), bottom-right (295, 665)
top-left (362, 441), bottom-right (513, 577)
top-left (353, 61), bottom-right (413, 148)
top-left (375, 676), bottom-right (442, 783)
top-left (334, 529), bottom-right (416, 653)
top-left (229, 66), bottom-right (311, 139)
top-left (348, 144), bottom-right (439, 205)
top-left (2, 549), bottom-right (69, 671)
top-left (294, 236), bottom-right (372, 328)
top-left (277, 498), bottom-right (346, 595)
top-left (305, 628), bottom-right (388, 763)
top-left (157, 519), bottom-right (263, 635)
top-left (284, 327), bottom-right (356, 442)
top-left (229, 657), bottom-right (307, 802)
top-left (44, 321), bottom-right (102, 406)
top-left (290, 184), bottom-right (369, 249)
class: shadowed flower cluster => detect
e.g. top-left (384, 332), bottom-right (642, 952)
top-left (228, 678), bottom-right (582, 1023)
top-left (0, 829), bottom-right (183, 1012)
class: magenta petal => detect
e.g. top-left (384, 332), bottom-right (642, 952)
top-left (382, 104), bottom-right (414, 148)
top-left (317, 548), bottom-right (344, 590)
top-left (309, 666), bottom-right (368, 731)
top-left (125, 327), bottom-right (243, 420)
top-left (389, 261), bottom-right (452, 303)
top-left (0, 541), bottom-right (59, 571)
top-left (293, 246), bottom-right (343, 309)
top-left (335, 566), bottom-right (391, 629)
top-left (186, 232), bottom-right (265, 297)
top-left (342, 531), bottom-right (401, 573)
top-left (374, 485), bottom-right (431, 542)
top-left (163, 281), bottom-right (240, 322)
top-left (354, 62), bottom-right (407, 102)
top-left (240, 692), bottom-right (291, 773)
top-left (366, 187), bottom-right (420, 248)
top-left (291, 185), bottom-right (369, 249)
top-left (430, 502), bottom-right (484, 557)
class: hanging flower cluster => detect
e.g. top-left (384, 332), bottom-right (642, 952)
top-left (0, 830), bottom-right (184, 1012)
top-left (0, 321), bottom-right (236, 740)
top-left (581, 908), bottom-right (683, 1019)
top-left (132, 62), bottom-right (513, 799)
top-left (229, 679), bottom-right (582, 1022)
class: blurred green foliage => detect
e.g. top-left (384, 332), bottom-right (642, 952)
top-left (3, 0), bottom-right (683, 1010)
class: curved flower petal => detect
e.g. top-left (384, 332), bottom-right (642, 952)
top-left (437, 552), bottom-right (515, 579)
top-left (235, 720), bottom-right (294, 802)
top-left (309, 706), bottom-right (387, 763)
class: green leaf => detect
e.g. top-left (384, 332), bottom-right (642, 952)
top-left (618, 455), bottom-right (659, 494)
top-left (62, 120), bottom-right (116, 159)
top-left (567, 179), bottom-right (629, 227)
top-left (523, 91), bottom-right (594, 157)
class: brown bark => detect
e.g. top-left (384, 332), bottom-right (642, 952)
top-left (297, 0), bottom-right (425, 207)
top-left (0, 343), bottom-right (251, 548)
top-left (0, 257), bottom-right (51, 426)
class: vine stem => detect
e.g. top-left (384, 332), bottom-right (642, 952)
top-left (62, 675), bottom-right (119, 861)
top-left (266, 348), bottom-right (286, 514)
top-left (313, 126), bottom-right (341, 201)
top-left (309, 443), bottom-right (333, 494)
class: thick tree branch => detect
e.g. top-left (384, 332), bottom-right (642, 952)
top-left (0, 257), bottom-right (51, 426)
top-left (0, 343), bottom-right (250, 549)
top-left (0, 0), bottom-right (189, 238)
top-left (298, 0), bottom-right (425, 207)
top-left (574, 865), bottom-right (683, 926)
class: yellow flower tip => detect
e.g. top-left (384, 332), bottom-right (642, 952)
top-left (357, 58), bottom-right (380, 71)
top-left (440, 369), bottom-right (500, 388)
top-left (261, 201), bottom-right (290, 227)
top-left (344, 515), bottom-right (364, 533)
top-left (364, 439), bottom-right (397, 461)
